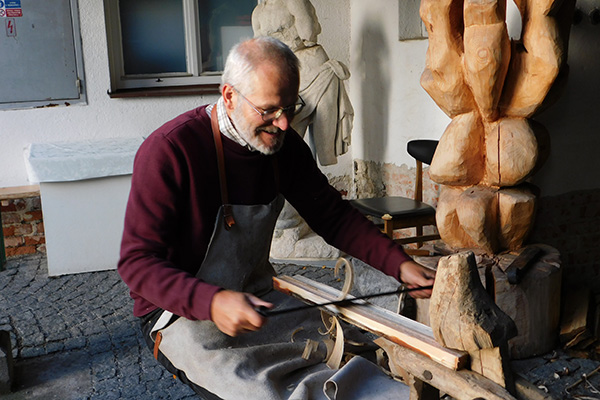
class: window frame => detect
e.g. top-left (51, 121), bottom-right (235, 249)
top-left (104, 0), bottom-right (252, 97)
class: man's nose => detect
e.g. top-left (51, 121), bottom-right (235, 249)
top-left (272, 113), bottom-right (290, 131)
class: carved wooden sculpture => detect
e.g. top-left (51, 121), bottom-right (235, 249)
top-left (420, 0), bottom-right (575, 253)
top-left (429, 252), bottom-right (518, 392)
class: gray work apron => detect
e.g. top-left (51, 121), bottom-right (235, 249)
top-left (150, 107), bottom-right (409, 400)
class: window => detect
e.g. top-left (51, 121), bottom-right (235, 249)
top-left (104, 0), bottom-right (257, 96)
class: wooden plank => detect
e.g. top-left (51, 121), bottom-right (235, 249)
top-left (273, 275), bottom-right (468, 370)
top-left (0, 185), bottom-right (41, 200)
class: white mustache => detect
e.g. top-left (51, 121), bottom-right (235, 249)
top-left (258, 127), bottom-right (283, 135)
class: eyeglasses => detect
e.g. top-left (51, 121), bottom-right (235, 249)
top-left (233, 87), bottom-right (305, 122)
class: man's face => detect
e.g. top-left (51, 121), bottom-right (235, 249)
top-left (227, 63), bottom-right (299, 155)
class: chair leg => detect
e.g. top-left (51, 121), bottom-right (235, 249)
top-left (416, 225), bottom-right (424, 248)
top-left (383, 220), bottom-right (394, 239)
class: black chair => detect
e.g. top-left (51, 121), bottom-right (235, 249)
top-left (350, 140), bottom-right (440, 253)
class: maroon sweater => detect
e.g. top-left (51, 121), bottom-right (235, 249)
top-left (118, 105), bottom-right (410, 321)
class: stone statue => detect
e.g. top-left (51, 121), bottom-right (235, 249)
top-left (252, 0), bottom-right (354, 260)
top-left (252, 0), bottom-right (353, 166)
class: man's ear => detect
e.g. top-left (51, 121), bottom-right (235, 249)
top-left (222, 84), bottom-right (236, 111)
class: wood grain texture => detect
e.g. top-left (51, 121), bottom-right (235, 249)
top-left (272, 275), bottom-right (468, 370)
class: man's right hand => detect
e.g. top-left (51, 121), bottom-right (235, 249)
top-left (210, 290), bottom-right (273, 337)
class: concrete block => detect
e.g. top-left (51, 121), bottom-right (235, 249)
top-left (0, 330), bottom-right (14, 394)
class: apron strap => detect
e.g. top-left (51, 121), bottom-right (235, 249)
top-left (210, 106), bottom-right (236, 230)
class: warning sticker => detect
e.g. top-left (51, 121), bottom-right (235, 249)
top-left (0, 0), bottom-right (23, 18)
top-left (5, 9), bottom-right (21, 17)
top-left (5, 17), bottom-right (15, 36)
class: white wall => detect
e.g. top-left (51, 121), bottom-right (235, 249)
top-left (1, 0), bottom-right (598, 199)
top-left (0, 0), bottom-right (352, 187)
top-left (0, 0), bottom-right (219, 187)
top-left (349, 0), bottom-right (449, 169)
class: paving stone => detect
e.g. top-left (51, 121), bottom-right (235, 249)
top-left (2, 253), bottom-right (593, 399)
top-left (0, 331), bottom-right (14, 394)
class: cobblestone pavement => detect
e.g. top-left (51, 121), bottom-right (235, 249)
top-left (0, 254), bottom-right (345, 400)
top-left (2, 254), bottom-right (599, 399)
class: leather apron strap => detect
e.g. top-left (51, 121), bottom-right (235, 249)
top-left (211, 106), bottom-right (236, 230)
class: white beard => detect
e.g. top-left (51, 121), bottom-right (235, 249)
top-left (230, 106), bottom-right (286, 155)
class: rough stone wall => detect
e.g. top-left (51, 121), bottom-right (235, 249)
top-left (529, 188), bottom-right (600, 292)
top-left (353, 159), bottom-right (440, 207)
top-left (353, 160), bottom-right (600, 290)
top-left (1, 197), bottom-right (45, 258)
top-left (353, 159), bottom-right (441, 242)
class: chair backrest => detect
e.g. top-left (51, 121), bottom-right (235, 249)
top-left (406, 140), bottom-right (438, 202)
top-left (407, 140), bottom-right (438, 165)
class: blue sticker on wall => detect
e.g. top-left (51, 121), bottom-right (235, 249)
top-left (5, 0), bottom-right (21, 8)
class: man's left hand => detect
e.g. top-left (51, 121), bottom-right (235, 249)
top-left (398, 260), bottom-right (436, 299)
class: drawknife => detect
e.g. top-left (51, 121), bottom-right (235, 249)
top-left (255, 285), bottom-right (433, 317)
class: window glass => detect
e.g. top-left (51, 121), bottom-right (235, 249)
top-left (198, 0), bottom-right (255, 72)
top-left (119, 0), bottom-right (187, 75)
top-left (104, 0), bottom-right (258, 94)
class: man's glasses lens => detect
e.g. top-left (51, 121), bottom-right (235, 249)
top-left (234, 87), bottom-right (304, 122)
top-left (262, 100), bottom-right (304, 122)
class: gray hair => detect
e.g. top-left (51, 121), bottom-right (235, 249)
top-left (221, 36), bottom-right (300, 95)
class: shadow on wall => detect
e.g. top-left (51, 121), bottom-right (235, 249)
top-left (357, 21), bottom-right (389, 194)
top-left (533, 19), bottom-right (600, 196)
top-left (529, 17), bottom-right (600, 291)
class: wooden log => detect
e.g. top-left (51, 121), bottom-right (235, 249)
top-left (414, 246), bottom-right (563, 360)
top-left (429, 252), bottom-right (517, 351)
top-left (470, 345), bottom-right (515, 391)
top-left (435, 186), bottom-right (479, 250)
top-left (493, 245), bottom-right (562, 359)
top-left (484, 118), bottom-right (538, 187)
top-left (375, 337), bottom-right (517, 400)
top-left (429, 252), bottom-right (517, 391)
top-left (463, 22), bottom-right (511, 121)
top-left (429, 112), bottom-right (485, 186)
top-left (498, 187), bottom-right (537, 251)
top-left (559, 287), bottom-right (591, 347)
top-left (272, 274), bottom-right (469, 370)
top-left (408, 375), bottom-right (439, 400)
top-left (464, 0), bottom-right (506, 26)
top-left (455, 186), bottom-right (499, 254)
top-left (420, 0), bottom-right (475, 118)
top-left (499, 0), bottom-right (575, 117)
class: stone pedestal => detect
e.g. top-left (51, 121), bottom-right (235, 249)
top-left (270, 200), bottom-right (341, 260)
top-left (24, 137), bottom-right (143, 275)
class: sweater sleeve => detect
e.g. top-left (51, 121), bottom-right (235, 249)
top-left (118, 131), bottom-right (220, 320)
top-left (279, 133), bottom-right (412, 282)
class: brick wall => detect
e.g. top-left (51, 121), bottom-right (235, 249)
top-left (1, 196), bottom-right (45, 258)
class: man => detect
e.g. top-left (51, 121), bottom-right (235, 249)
top-left (119, 37), bottom-right (435, 399)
